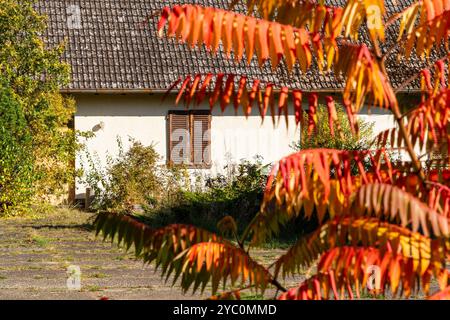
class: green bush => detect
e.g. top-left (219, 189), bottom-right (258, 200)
top-left (84, 140), bottom-right (317, 242)
top-left (0, 84), bottom-right (35, 215)
top-left (144, 158), bottom-right (318, 243)
top-left (147, 158), bottom-right (269, 232)
top-left (82, 138), bottom-right (187, 212)
top-left (292, 103), bottom-right (374, 151)
top-left (291, 103), bottom-right (379, 175)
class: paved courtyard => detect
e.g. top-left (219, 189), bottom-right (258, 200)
top-left (0, 209), bottom-right (295, 300)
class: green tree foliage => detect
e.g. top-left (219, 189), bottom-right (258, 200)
top-left (0, 0), bottom-right (76, 210)
top-left (292, 104), bottom-right (379, 175)
top-left (0, 84), bottom-right (34, 214)
top-left (82, 139), bottom-right (187, 212)
top-left (293, 103), bottom-right (374, 151)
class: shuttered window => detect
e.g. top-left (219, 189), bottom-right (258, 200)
top-left (168, 111), bottom-right (191, 165)
top-left (168, 110), bottom-right (211, 168)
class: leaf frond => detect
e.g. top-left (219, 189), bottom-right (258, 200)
top-left (94, 212), bottom-right (226, 282)
top-left (273, 216), bottom-right (449, 279)
top-left (176, 242), bottom-right (271, 295)
top-left (353, 183), bottom-right (450, 237)
top-left (278, 246), bottom-right (449, 300)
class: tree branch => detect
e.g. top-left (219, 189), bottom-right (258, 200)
top-left (270, 278), bottom-right (287, 292)
top-left (390, 101), bottom-right (426, 181)
top-left (378, 56), bottom-right (426, 181)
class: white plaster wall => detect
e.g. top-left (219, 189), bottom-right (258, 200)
top-left (358, 112), bottom-right (395, 137)
top-left (74, 93), bottom-right (299, 197)
top-left (359, 109), bottom-right (422, 161)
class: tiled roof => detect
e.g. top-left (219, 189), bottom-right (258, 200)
top-left (36, 0), bottom-right (446, 92)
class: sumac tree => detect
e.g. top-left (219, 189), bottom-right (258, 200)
top-left (95, 0), bottom-right (450, 300)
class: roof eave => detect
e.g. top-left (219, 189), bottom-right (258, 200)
top-left (60, 88), bottom-right (167, 94)
top-left (60, 88), bottom-right (422, 94)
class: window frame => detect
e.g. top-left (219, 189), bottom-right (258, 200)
top-left (167, 110), bottom-right (212, 169)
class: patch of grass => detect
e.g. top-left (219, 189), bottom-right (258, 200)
top-left (118, 265), bottom-right (132, 270)
top-left (357, 291), bottom-right (387, 300)
top-left (259, 238), bottom-right (296, 250)
top-left (88, 265), bottom-right (101, 270)
top-left (27, 265), bottom-right (44, 270)
top-left (89, 272), bottom-right (108, 279)
top-left (31, 235), bottom-right (51, 247)
top-left (241, 293), bottom-right (265, 300)
top-left (85, 285), bottom-right (102, 292)
top-left (0, 275), bottom-right (7, 280)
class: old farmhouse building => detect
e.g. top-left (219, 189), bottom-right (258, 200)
top-left (36, 0), bottom-right (433, 201)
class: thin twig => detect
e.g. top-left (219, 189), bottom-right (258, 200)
top-left (378, 55), bottom-right (427, 181)
top-left (270, 279), bottom-right (287, 292)
top-left (394, 55), bottom-right (449, 94)
top-left (273, 289), bottom-right (280, 300)
top-left (384, 1), bottom-right (422, 29)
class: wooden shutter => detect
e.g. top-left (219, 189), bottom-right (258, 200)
top-left (168, 111), bottom-right (190, 165)
top-left (191, 111), bottom-right (212, 167)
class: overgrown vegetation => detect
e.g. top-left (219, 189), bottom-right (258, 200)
top-left (0, 0), bottom-right (76, 215)
top-left (81, 138), bottom-right (188, 212)
top-left (82, 138), bottom-right (267, 231)
top-left (293, 103), bottom-right (383, 174)
top-left (83, 139), bottom-right (328, 242)
top-left (145, 158), bottom-right (269, 233)
top-left (0, 84), bottom-right (34, 213)
top-left (292, 103), bottom-right (374, 151)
